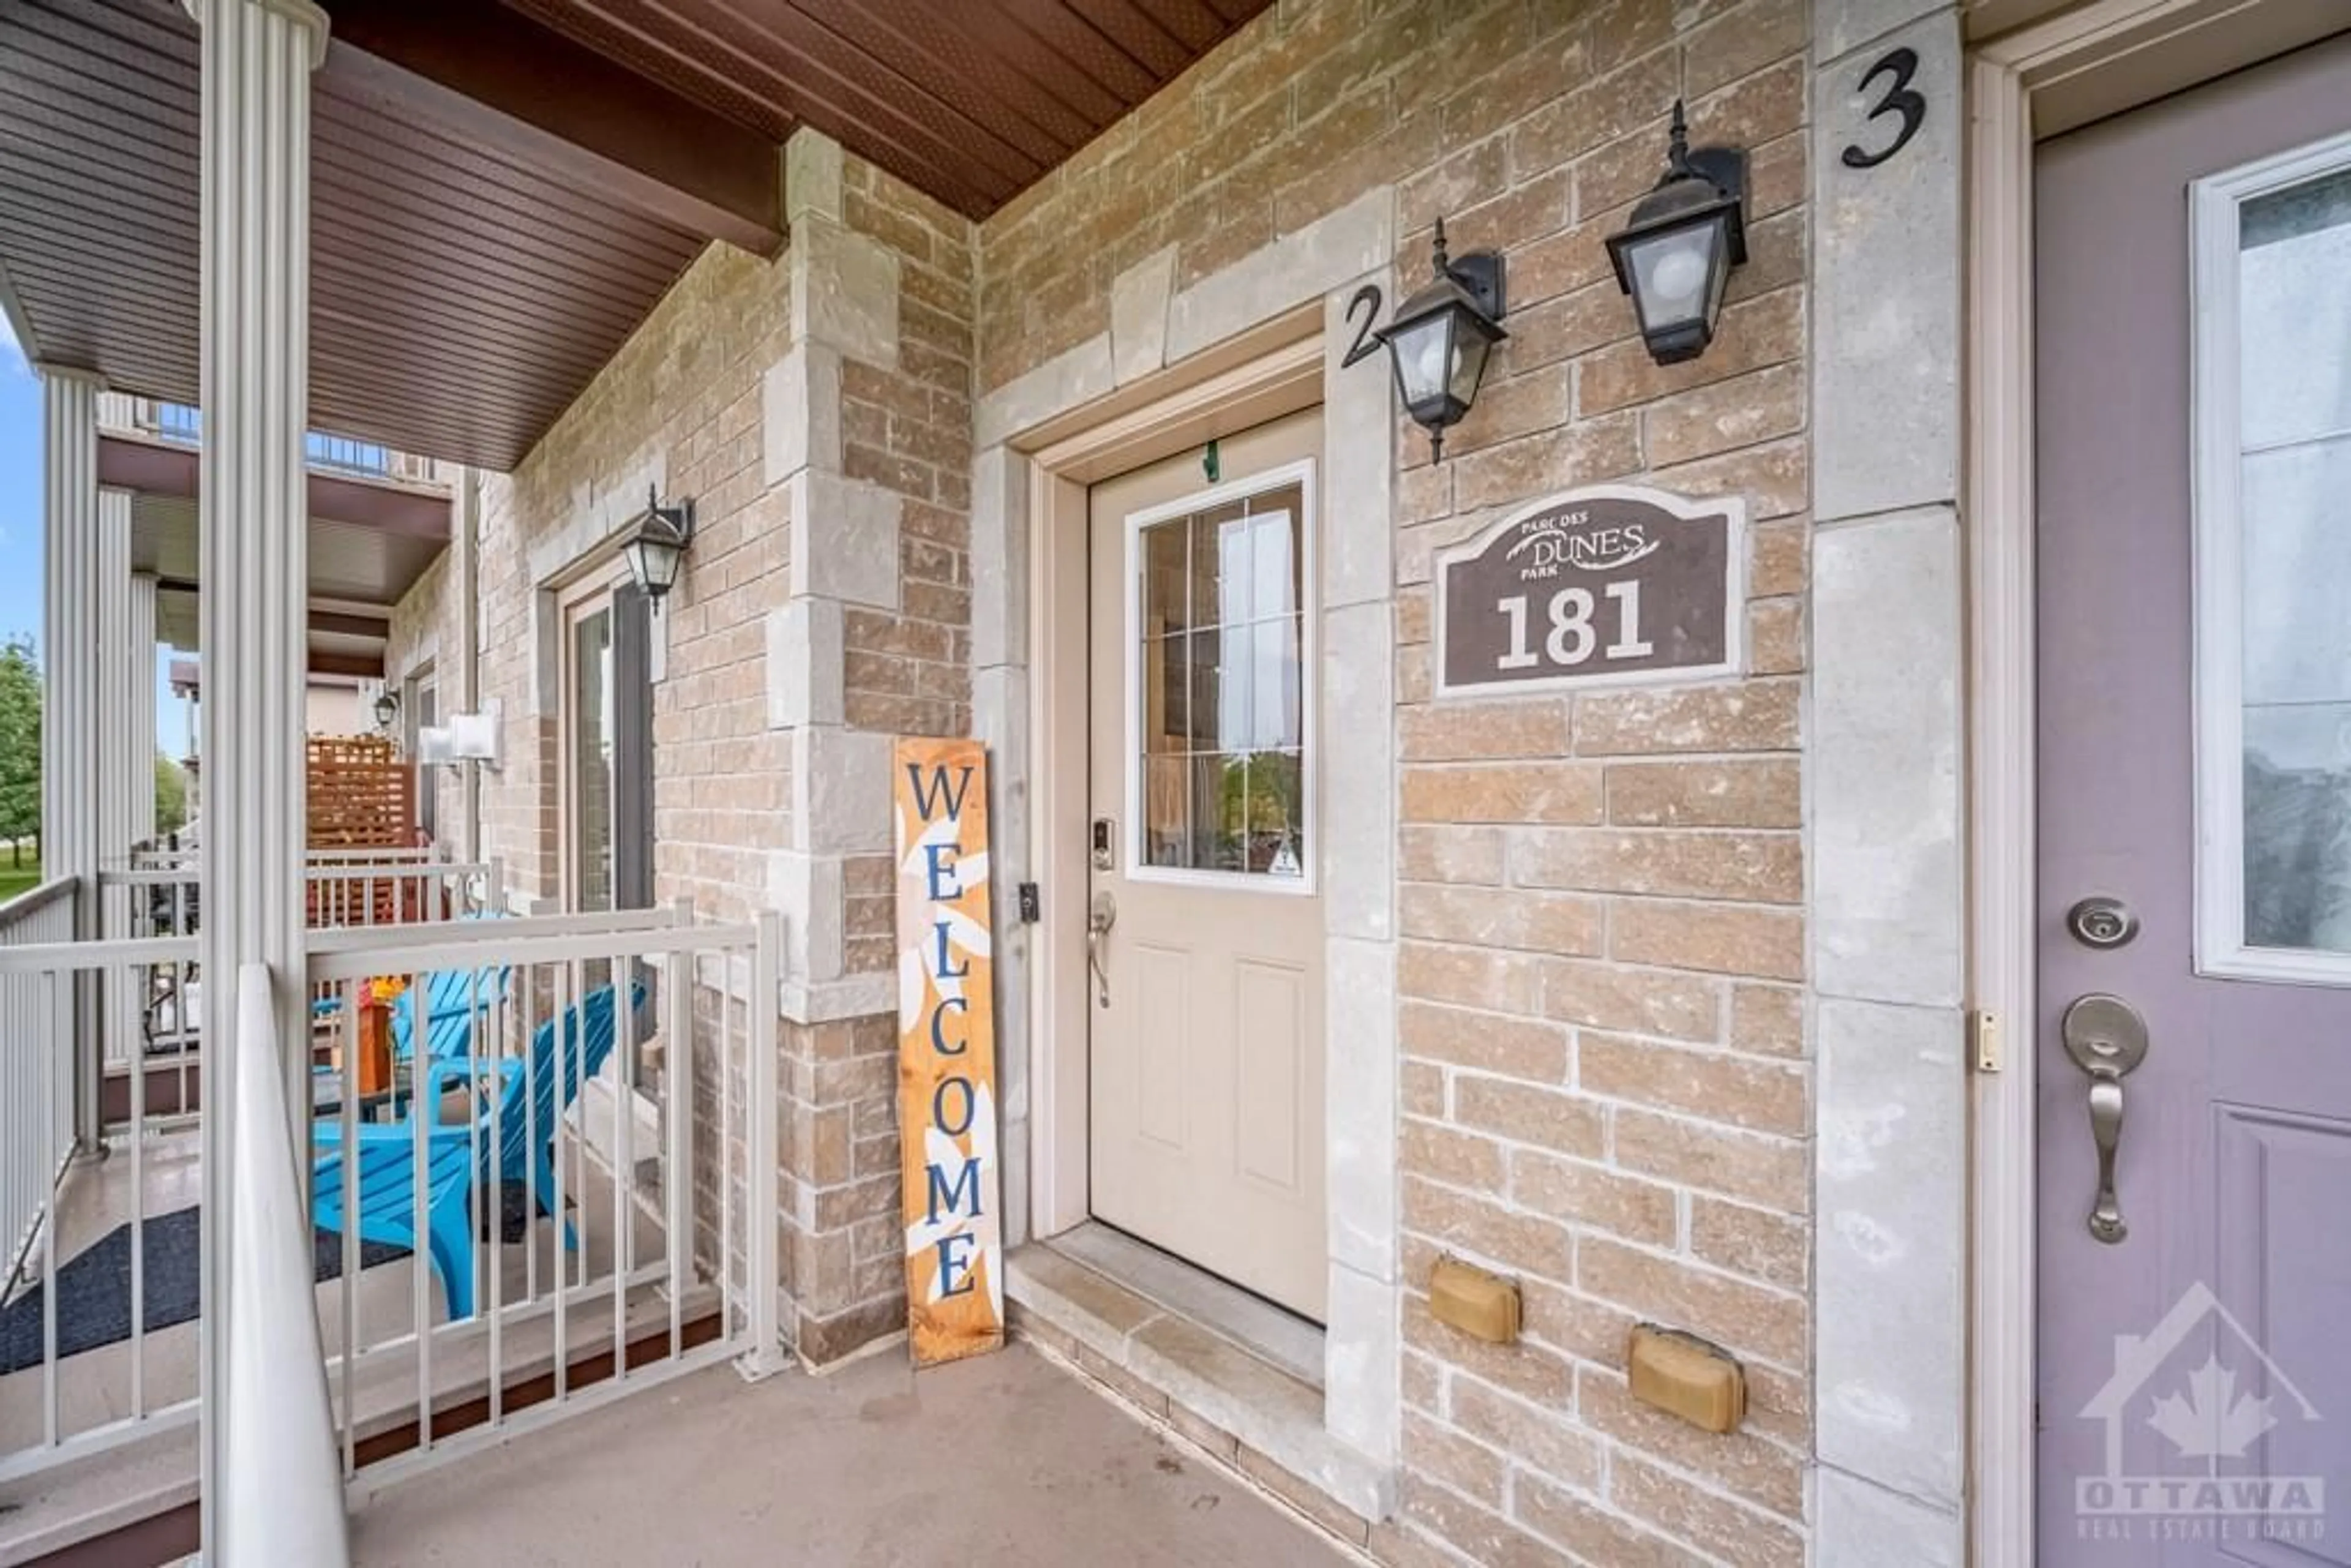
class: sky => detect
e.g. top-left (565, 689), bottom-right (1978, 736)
top-left (0, 313), bottom-right (190, 757)
top-left (0, 313), bottom-right (42, 650)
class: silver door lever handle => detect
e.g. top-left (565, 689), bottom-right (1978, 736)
top-left (1087, 892), bottom-right (1116, 1009)
top-left (2061, 992), bottom-right (2150, 1244)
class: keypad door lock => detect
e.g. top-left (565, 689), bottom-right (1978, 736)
top-left (1091, 816), bottom-right (1115, 872)
top-left (2066, 896), bottom-right (2138, 951)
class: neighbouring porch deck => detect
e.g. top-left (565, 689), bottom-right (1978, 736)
top-left (348, 1341), bottom-right (1355, 1568)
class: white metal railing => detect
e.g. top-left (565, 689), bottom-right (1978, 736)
top-left (94, 394), bottom-right (446, 486)
top-left (308, 904), bottom-right (781, 1493)
top-left (0, 903), bottom-right (781, 1497)
top-left (303, 846), bottom-right (446, 865)
top-left (97, 857), bottom-right (501, 1081)
top-left (221, 961), bottom-right (349, 1566)
top-left (106, 853), bottom-right (497, 933)
top-left (2, 879), bottom-right (78, 1287)
top-left (96, 865), bottom-right (201, 1123)
top-left (0, 926), bottom-right (204, 1483)
top-left (306, 432), bottom-right (396, 481)
top-left (0, 855), bottom-right (498, 1489)
top-left (305, 858), bottom-right (500, 932)
top-left (127, 842), bottom-right (452, 872)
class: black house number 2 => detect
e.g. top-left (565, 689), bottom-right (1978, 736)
top-left (1841, 47), bottom-right (1925, 170)
top-left (1339, 283), bottom-right (1385, 369)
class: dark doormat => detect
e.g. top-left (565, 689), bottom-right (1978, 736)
top-left (0, 1206), bottom-right (408, 1375)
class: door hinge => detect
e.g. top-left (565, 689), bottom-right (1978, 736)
top-left (1970, 1010), bottom-right (2002, 1073)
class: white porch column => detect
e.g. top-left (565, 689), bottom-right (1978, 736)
top-left (96, 553), bottom-right (161, 857)
top-left (39, 366), bottom-right (104, 1155)
top-left (97, 489), bottom-right (141, 1073)
top-left (131, 572), bottom-right (158, 846)
top-left (189, 0), bottom-right (328, 1107)
top-left (39, 369), bottom-right (102, 907)
top-left (184, 0), bottom-right (333, 1559)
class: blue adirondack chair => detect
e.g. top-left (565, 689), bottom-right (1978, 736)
top-left (388, 958), bottom-right (512, 1063)
top-left (310, 915), bottom-right (511, 1064)
top-left (309, 960), bottom-right (512, 1120)
top-left (312, 981), bottom-right (643, 1321)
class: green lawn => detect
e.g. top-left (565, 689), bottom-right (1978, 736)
top-left (0, 858), bottom-right (43, 902)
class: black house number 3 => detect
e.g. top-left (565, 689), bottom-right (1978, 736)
top-left (1842, 47), bottom-right (1925, 170)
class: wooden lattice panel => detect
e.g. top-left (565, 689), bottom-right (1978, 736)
top-left (305, 736), bottom-right (418, 926)
top-left (306, 735), bottom-right (414, 850)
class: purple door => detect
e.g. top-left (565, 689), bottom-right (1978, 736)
top-left (2037, 34), bottom-right (2351, 1567)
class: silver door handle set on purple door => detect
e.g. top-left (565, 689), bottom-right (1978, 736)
top-left (2061, 991), bottom-right (2150, 1244)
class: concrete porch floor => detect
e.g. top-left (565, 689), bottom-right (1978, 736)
top-left (349, 1341), bottom-right (1358, 1567)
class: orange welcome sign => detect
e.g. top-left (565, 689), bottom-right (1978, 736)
top-left (893, 737), bottom-right (1004, 1366)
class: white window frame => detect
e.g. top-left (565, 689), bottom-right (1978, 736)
top-left (405, 664), bottom-right (438, 839)
top-left (2192, 127), bottom-right (2351, 985)
top-left (555, 569), bottom-right (623, 918)
top-left (1120, 458), bottom-right (1319, 896)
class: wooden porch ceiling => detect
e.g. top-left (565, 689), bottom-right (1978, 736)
top-left (1, 0), bottom-right (717, 470)
top-left (96, 435), bottom-right (454, 545)
top-left (495, 0), bottom-right (1273, 221)
top-left (0, 0), bottom-right (1272, 473)
top-left (138, 483), bottom-right (426, 681)
top-left (110, 435), bottom-right (440, 679)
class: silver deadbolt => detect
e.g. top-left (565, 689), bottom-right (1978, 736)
top-left (2060, 992), bottom-right (2150, 1245)
top-left (2066, 895), bottom-right (2139, 950)
top-left (1090, 816), bottom-right (1116, 872)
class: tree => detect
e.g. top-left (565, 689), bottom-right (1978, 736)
top-left (155, 753), bottom-right (188, 839)
top-left (0, 639), bottom-right (39, 868)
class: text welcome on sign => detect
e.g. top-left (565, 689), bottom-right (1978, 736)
top-left (893, 738), bottom-right (1004, 1366)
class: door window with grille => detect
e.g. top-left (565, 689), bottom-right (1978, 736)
top-left (1127, 468), bottom-right (1314, 889)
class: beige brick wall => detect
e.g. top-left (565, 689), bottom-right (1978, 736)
top-left (384, 546), bottom-right (462, 849)
top-left (390, 0), bottom-right (1816, 1547)
top-left (396, 241), bottom-right (795, 918)
top-left (386, 153), bottom-right (980, 1367)
top-left (977, 0), bottom-right (1813, 1562)
top-left (834, 160), bottom-right (978, 980)
top-left (786, 159), bottom-right (979, 1357)
top-left (390, 239), bottom-right (798, 1359)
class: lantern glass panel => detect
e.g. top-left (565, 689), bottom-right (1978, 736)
top-left (1449, 329), bottom-right (1493, 406)
top-left (1623, 218), bottom-right (1728, 338)
top-left (1387, 310), bottom-right (1458, 420)
top-left (626, 530), bottom-right (683, 596)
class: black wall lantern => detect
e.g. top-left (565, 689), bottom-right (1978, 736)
top-left (620, 484), bottom-right (695, 602)
top-left (372, 688), bottom-right (399, 730)
top-left (1375, 218), bottom-right (1508, 462)
top-left (1606, 102), bottom-right (1748, 366)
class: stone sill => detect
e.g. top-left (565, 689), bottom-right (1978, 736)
top-left (776, 970), bottom-right (892, 1024)
top-left (1005, 1245), bottom-right (1395, 1541)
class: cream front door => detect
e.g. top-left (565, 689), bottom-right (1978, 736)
top-left (1085, 408), bottom-right (1327, 1321)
